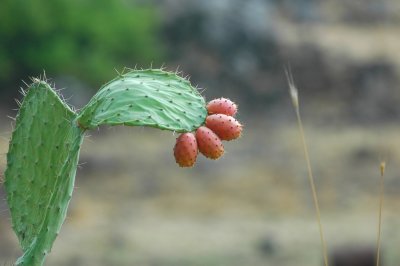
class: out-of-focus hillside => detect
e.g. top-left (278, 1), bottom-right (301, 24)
top-left (159, 0), bottom-right (400, 122)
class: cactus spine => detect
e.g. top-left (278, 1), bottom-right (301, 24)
top-left (4, 69), bottom-right (207, 266)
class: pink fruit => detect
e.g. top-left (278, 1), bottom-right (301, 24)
top-left (205, 114), bottom-right (242, 141)
top-left (195, 126), bottom-right (224, 159)
top-left (173, 133), bottom-right (198, 167)
top-left (206, 98), bottom-right (237, 116)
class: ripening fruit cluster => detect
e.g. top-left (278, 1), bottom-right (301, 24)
top-left (174, 98), bottom-right (242, 167)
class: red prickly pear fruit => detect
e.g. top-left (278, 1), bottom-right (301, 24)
top-left (173, 133), bottom-right (198, 167)
top-left (206, 97), bottom-right (238, 116)
top-left (195, 126), bottom-right (224, 160)
top-left (205, 114), bottom-right (242, 141)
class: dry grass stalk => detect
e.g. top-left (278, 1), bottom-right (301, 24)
top-left (285, 67), bottom-right (329, 266)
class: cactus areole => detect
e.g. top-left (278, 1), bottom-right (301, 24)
top-left (4, 69), bottom-right (209, 266)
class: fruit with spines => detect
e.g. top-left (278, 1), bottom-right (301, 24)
top-left (205, 114), bottom-right (242, 141)
top-left (206, 97), bottom-right (237, 116)
top-left (174, 133), bottom-right (198, 167)
top-left (195, 126), bottom-right (224, 159)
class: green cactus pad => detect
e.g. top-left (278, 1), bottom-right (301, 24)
top-left (77, 69), bottom-right (207, 132)
top-left (5, 69), bottom-right (208, 266)
top-left (4, 81), bottom-right (84, 265)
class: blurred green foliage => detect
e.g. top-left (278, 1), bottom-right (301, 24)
top-left (0, 0), bottom-right (163, 97)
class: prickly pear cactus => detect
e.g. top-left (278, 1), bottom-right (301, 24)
top-left (4, 69), bottom-right (207, 266)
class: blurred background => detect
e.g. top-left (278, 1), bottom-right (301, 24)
top-left (1, 0), bottom-right (400, 265)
